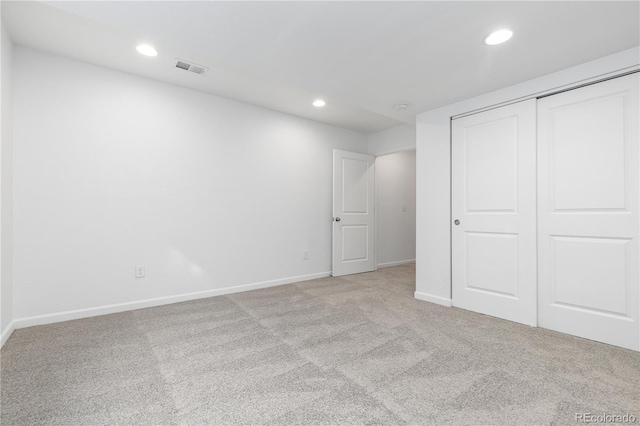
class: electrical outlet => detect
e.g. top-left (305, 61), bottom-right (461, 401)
top-left (135, 265), bottom-right (145, 278)
top-left (303, 250), bottom-right (309, 260)
top-left (402, 205), bottom-right (407, 212)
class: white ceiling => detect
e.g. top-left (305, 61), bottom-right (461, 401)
top-left (3, 1), bottom-right (639, 134)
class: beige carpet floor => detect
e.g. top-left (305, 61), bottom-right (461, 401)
top-left (1, 263), bottom-right (638, 425)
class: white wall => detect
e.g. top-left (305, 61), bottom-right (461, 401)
top-left (415, 47), bottom-right (640, 306)
top-left (12, 47), bottom-right (368, 324)
top-left (1, 19), bottom-right (15, 345)
top-left (375, 150), bottom-right (415, 267)
top-left (368, 124), bottom-right (415, 156)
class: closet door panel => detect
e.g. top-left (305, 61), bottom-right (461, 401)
top-left (538, 73), bottom-right (639, 350)
top-left (451, 99), bottom-right (537, 326)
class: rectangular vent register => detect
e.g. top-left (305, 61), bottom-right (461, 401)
top-left (176, 59), bottom-right (208, 75)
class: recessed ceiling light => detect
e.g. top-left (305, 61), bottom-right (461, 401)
top-left (393, 102), bottom-right (410, 111)
top-left (313, 99), bottom-right (326, 107)
top-left (484, 29), bottom-right (513, 46)
top-left (136, 44), bottom-right (158, 57)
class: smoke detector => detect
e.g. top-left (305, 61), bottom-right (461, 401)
top-left (393, 102), bottom-right (410, 111)
top-left (175, 59), bottom-right (208, 75)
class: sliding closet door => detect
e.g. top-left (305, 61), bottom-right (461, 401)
top-left (452, 99), bottom-right (537, 326)
top-left (538, 74), bottom-right (639, 350)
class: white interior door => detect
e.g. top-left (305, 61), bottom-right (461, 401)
top-left (538, 74), bottom-right (639, 350)
top-left (332, 150), bottom-right (375, 277)
top-left (452, 99), bottom-right (537, 326)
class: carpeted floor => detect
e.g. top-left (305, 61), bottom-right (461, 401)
top-left (1, 263), bottom-right (638, 425)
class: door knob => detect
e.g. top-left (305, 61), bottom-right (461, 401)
top-left (454, 219), bottom-right (460, 225)
top-left (334, 217), bottom-right (341, 222)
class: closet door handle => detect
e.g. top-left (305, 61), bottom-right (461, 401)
top-left (454, 219), bottom-right (460, 225)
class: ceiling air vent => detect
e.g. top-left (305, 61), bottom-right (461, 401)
top-left (175, 59), bottom-right (208, 75)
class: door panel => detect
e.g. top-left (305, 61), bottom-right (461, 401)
top-left (538, 74), bottom-right (639, 350)
top-left (332, 150), bottom-right (375, 276)
top-left (465, 118), bottom-right (519, 212)
top-left (452, 99), bottom-right (537, 326)
top-left (550, 96), bottom-right (626, 211)
top-left (342, 225), bottom-right (368, 261)
top-left (551, 236), bottom-right (629, 315)
top-left (342, 159), bottom-right (369, 213)
top-left (466, 232), bottom-right (519, 297)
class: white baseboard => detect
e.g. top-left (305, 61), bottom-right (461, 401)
top-left (1, 320), bottom-right (16, 348)
top-left (414, 291), bottom-right (452, 307)
top-left (377, 259), bottom-right (415, 268)
top-left (11, 272), bottom-right (331, 331)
